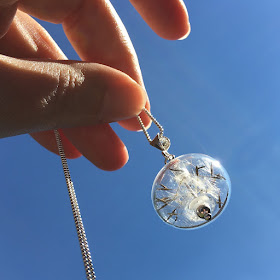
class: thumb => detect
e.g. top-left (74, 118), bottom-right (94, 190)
top-left (0, 0), bottom-right (18, 38)
top-left (0, 55), bottom-right (146, 138)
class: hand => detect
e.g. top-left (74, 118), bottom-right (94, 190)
top-left (0, 0), bottom-right (190, 170)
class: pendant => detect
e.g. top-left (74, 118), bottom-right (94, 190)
top-left (138, 109), bottom-right (231, 229)
top-left (152, 153), bottom-right (230, 229)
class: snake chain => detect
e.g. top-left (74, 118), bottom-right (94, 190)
top-left (54, 129), bottom-right (96, 280)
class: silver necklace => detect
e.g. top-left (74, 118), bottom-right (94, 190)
top-left (54, 130), bottom-right (96, 280)
top-left (54, 109), bottom-right (231, 279)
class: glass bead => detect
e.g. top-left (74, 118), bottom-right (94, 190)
top-left (151, 154), bottom-right (231, 229)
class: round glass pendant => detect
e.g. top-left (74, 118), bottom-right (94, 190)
top-left (151, 154), bottom-right (231, 229)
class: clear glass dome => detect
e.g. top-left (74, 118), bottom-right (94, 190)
top-left (151, 154), bottom-right (231, 229)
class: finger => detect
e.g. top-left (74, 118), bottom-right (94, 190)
top-left (0, 0), bottom-right (18, 38)
top-left (0, 55), bottom-right (147, 138)
top-left (34, 125), bottom-right (129, 170)
top-left (63, 124), bottom-right (129, 171)
top-left (130, 0), bottom-right (190, 40)
top-left (17, 0), bottom-right (151, 130)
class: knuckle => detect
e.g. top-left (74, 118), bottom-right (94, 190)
top-left (57, 65), bottom-right (85, 96)
top-left (40, 64), bottom-right (85, 123)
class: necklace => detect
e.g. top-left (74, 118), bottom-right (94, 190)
top-left (138, 109), bottom-right (231, 229)
top-left (54, 109), bottom-right (231, 279)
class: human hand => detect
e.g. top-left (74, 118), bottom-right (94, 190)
top-left (0, 0), bottom-right (190, 170)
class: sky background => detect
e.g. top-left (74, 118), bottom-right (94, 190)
top-left (1, 0), bottom-right (280, 279)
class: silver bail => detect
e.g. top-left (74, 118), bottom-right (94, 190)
top-left (137, 109), bottom-right (175, 164)
top-left (150, 134), bottom-right (171, 151)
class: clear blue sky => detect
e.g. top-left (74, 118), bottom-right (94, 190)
top-left (1, 0), bottom-right (280, 279)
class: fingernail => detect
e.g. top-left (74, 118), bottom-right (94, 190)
top-left (178, 21), bottom-right (191, 41)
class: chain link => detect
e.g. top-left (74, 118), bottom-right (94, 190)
top-left (54, 130), bottom-right (96, 280)
top-left (137, 108), bottom-right (164, 143)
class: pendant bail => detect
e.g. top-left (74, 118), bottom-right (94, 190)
top-left (150, 134), bottom-right (170, 151)
top-left (137, 109), bottom-right (175, 164)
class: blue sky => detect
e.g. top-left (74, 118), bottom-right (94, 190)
top-left (1, 0), bottom-right (280, 279)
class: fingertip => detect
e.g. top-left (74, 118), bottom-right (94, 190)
top-left (177, 21), bottom-right (191, 41)
top-left (130, 0), bottom-right (190, 41)
top-left (158, 11), bottom-right (190, 41)
top-left (96, 145), bottom-right (129, 171)
top-left (98, 67), bottom-right (147, 123)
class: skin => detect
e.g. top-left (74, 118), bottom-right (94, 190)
top-left (0, 0), bottom-right (190, 171)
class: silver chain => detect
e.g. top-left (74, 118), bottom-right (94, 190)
top-left (54, 129), bottom-right (96, 280)
top-left (137, 108), bottom-right (164, 142)
top-left (137, 109), bottom-right (175, 163)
